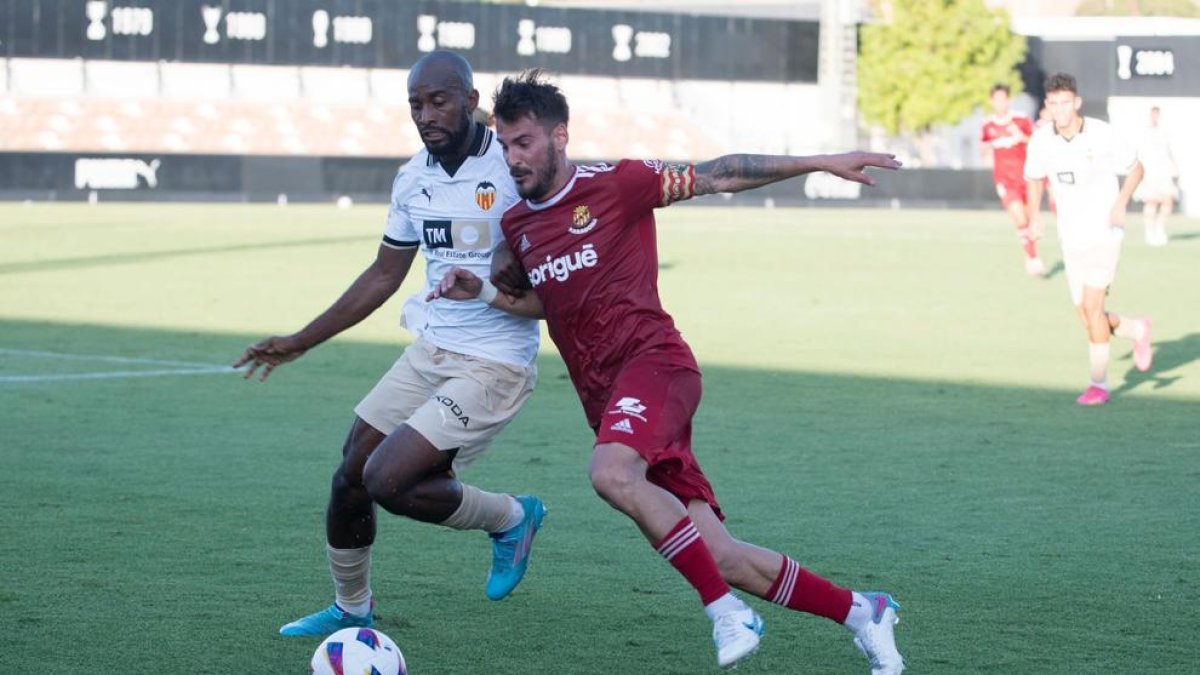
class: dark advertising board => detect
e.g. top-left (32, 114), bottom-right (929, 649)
top-left (0, 151), bottom-right (1000, 209)
top-left (0, 0), bottom-right (818, 82)
top-left (1024, 35), bottom-right (1200, 100)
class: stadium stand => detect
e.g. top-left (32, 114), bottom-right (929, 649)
top-left (0, 57), bottom-right (738, 161)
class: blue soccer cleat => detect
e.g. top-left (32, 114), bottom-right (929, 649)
top-left (279, 603), bottom-right (373, 637)
top-left (485, 495), bottom-right (547, 601)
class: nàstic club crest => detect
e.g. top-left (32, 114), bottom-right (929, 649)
top-left (569, 204), bottom-right (598, 234)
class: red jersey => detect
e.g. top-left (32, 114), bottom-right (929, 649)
top-left (981, 114), bottom-right (1033, 185)
top-left (501, 160), bottom-right (698, 426)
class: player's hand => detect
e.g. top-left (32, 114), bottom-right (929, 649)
top-left (823, 152), bottom-right (902, 186)
top-left (492, 258), bottom-right (531, 298)
top-left (490, 241), bottom-right (531, 297)
top-left (233, 335), bottom-right (308, 382)
top-left (427, 267), bottom-right (483, 301)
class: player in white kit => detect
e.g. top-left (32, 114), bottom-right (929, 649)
top-left (1134, 106), bottom-right (1179, 246)
top-left (1024, 73), bottom-right (1154, 406)
top-left (234, 51), bottom-right (546, 636)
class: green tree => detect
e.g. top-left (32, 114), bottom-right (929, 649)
top-left (858, 0), bottom-right (1026, 166)
top-left (1076, 0), bottom-right (1199, 17)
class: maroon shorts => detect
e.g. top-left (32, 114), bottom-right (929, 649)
top-left (592, 354), bottom-right (722, 518)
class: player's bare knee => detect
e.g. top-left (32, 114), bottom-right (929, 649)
top-left (362, 462), bottom-right (410, 509)
top-left (1075, 302), bottom-right (1098, 324)
top-left (326, 465), bottom-right (374, 528)
top-left (330, 463), bottom-right (366, 500)
top-left (588, 447), bottom-right (642, 507)
top-left (588, 462), bottom-right (633, 506)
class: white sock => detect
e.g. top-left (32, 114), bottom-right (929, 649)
top-left (327, 545), bottom-right (372, 616)
top-left (495, 494), bottom-right (525, 533)
top-left (844, 591), bottom-right (874, 633)
top-left (440, 486), bottom-right (523, 533)
top-left (704, 592), bottom-right (748, 621)
top-left (1088, 342), bottom-right (1110, 388)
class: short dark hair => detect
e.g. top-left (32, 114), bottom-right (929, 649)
top-left (991, 83), bottom-right (1010, 96)
top-left (1044, 73), bottom-right (1077, 95)
top-left (492, 69), bottom-right (569, 129)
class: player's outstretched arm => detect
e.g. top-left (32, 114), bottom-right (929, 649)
top-left (234, 244), bottom-right (417, 381)
top-left (426, 267), bottom-right (545, 319)
top-left (691, 151), bottom-right (901, 197)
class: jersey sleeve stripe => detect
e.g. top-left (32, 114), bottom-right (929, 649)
top-left (382, 235), bottom-right (419, 249)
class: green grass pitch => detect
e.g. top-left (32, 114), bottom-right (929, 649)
top-left (1, 202), bottom-right (1197, 673)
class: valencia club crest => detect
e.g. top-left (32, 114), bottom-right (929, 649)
top-left (475, 181), bottom-right (496, 210)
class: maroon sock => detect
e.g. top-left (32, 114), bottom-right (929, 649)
top-left (763, 555), bottom-right (853, 623)
top-left (1019, 229), bottom-right (1038, 258)
top-left (655, 517), bottom-right (730, 605)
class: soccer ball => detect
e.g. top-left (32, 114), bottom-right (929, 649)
top-left (311, 627), bottom-right (407, 675)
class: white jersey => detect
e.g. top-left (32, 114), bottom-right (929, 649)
top-left (1137, 127), bottom-right (1177, 179)
top-left (1025, 117), bottom-right (1137, 252)
top-left (383, 123), bottom-right (539, 367)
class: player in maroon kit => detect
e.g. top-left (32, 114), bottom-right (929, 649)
top-left (981, 83), bottom-right (1045, 277)
top-left (428, 71), bottom-right (905, 672)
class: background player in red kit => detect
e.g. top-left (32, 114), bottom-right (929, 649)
top-left (981, 83), bottom-right (1044, 276)
top-left (430, 70), bottom-right (905, 673)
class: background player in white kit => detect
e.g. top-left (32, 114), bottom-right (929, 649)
top-left (234, 51), bottom-right (546, 636)
top-left (1134, 106), bottom-right (1179, 247)
top-left (1025, 73), bottom-right (1154, 406)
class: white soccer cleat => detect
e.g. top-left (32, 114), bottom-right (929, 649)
top-left (1024, 256), bottom-right (1047, 277)
top-left (712, 607), bottom-right (764, 669)
top-left (852, 593), bottom-right (905, 675)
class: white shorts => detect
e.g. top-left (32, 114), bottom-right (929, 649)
top-left (354, 338), bottom-right (537, 471)
top-left (1063, 239), bottom-right (1122, 305)
top-left (1134, 174), bottom-right (1179, 203)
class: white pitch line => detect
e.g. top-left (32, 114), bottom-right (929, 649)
top-left (0, 347), bottom-right (229, 369)
top-left (0, 347), bottom-right (236, 383)
top-left (0, 367), bottom-right (234, 383)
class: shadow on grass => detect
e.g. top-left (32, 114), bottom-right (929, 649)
top-left (1, 318), bottom-right (1197, 674)
top-left (0, 234), bottom-right (370, 275)
top-left (1042, 258), bottom-right (1065, 280)
top-left (1114, 332), bottom-right (1200, 396)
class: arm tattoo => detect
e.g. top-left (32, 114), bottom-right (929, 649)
top-left (693, 154), bottom-right (801, 195)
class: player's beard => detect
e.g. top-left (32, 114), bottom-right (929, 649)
top-left (421, 108), bottom-right (472, 157)
top-left (518, 144), bottom-right (559, 201)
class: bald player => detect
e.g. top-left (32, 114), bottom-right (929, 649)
top-left (235, 51), bottom-right (547, 636)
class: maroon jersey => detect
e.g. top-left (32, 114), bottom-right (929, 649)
top-left (501, 159), bottom-right (698, 426)
top-left (981, 114), bottom-right (1033, 185)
